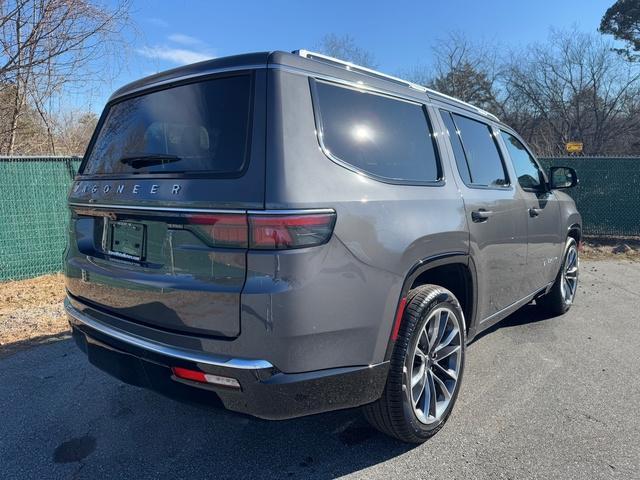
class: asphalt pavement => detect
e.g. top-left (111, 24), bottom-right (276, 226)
top-left (1, 259), bottom-right (639, 479)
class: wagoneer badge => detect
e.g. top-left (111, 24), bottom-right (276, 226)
top-left (73, 182), bottom-right (182, 195)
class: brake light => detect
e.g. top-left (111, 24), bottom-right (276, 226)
top-left (185, 211), bottom-right (336, 250)
top-left (249, 213), bottom-right (336, 249)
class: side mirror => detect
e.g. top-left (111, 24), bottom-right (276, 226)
top-left (549, 166), bottom-right (578, 189)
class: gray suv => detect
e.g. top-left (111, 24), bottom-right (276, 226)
top-left (64, 50), bottom-right (581, 443)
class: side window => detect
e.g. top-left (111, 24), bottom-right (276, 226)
top-left (313, 80), bottom-right (441, 183)
top-left (451, 113), bottom-right (508, 188)
top-left (440, 110), bottom-right (471, 185)
top-left (500, 131), bottom-right (545, 191)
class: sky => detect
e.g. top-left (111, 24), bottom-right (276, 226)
top-left (79, 0), bottom-right (615, 112)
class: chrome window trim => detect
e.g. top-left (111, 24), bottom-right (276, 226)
top-left (65, 298), bottom-right (274, 370)
top-left (68, 202), bottom-right (336, 216)
top-left (68, 202), bottom-right (247, 215)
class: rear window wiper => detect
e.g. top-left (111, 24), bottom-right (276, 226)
top-left (119, 154), bottom-right (182, 169)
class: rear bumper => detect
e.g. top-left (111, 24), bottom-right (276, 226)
top-left (65, 298), bottom-right (388, 420)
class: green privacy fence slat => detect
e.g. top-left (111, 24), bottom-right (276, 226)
top-left (0, 156), bottom-right (638, 281)
top-left (539, 157), bottom-right (640, 238)
top-left (0, 157), bottom-right (80, 281)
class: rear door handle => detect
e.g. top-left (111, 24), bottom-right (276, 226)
top-left (471, 209), bottom-right (493, 222)
top-left (529, 207), bottom-right (542, 217)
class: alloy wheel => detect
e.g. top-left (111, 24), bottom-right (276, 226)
top-left (561, 245), bottom-right (579, 305)
top-left (408, 307), bottom-right (462, 425)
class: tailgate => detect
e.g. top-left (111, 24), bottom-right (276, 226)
top-left (64, 66), bottom-right (267, 337)
top-left (65, 205), bottom-right (248, 337)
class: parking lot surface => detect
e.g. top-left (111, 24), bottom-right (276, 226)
top-left (1, 260), bottom-right (639, 479)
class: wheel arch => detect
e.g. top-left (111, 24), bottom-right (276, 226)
top-left (384, 252), bottom-right (478, 361)
top-left (567, 223), bottom-right (582, 243)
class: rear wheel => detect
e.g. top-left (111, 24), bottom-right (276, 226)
top-left (538, 237), bottom-right (579, 315)
top-left (363, 285), bottom-right (466, 443)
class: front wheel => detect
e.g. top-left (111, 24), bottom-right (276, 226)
top-left (538, 237), bottom-right (579, 315)
top-left (363, 285), bottom-right (466, 443)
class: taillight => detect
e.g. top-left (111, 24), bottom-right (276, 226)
top-left (249, 212), bottom-right (336, 249)
top-left (186, 213), bottom-right (248, 248)
top-left (185, 210), bottom-right (336, 250)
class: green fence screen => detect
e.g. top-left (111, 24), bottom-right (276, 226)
top-left (0, 157), bottom-right (80, 281)
top-left (540, 157), bottom-right (640, 238)
top-left (0, 156), bottom-right (638, 281)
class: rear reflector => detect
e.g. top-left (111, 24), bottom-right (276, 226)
top-left (171, 367), bottom-right (240, 389)
top-left (185, 211), bottom-right (336, 250)
top-left (390, 296), bottom-right (408, 341)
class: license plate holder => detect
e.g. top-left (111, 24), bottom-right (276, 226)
top-left (109, 221), bottom-right (145, 261)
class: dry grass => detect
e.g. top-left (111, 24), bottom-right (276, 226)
top-left (0, 273), bottom-right (68, 354)
top-left (581, 237), bottom-right (640, 261)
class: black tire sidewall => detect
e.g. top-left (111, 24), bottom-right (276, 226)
top-left (398, 288), bottom-right (466, 439)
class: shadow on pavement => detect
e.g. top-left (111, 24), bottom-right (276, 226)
top-left (0, 338), bottom-right (415, 479)
top-left (471, 301), bottom-right (558, 343)
top-left (0, 331), bottom-right (70, 359)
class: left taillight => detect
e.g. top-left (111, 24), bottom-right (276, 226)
top-left (185, 210), bottom-right (336, 250)
top-left (186, 213), bottom-right (248, 248)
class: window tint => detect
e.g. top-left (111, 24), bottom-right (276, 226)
top-left (82, 75), bottom-right (252, 175)
top-left (440, 110), bottom-right (471, 185)
top-left (452, 113), bottom-right (508, 187)
top-left (314, 80), bottom-right (440, 183)
top-left (500, 131), bottom-right (544, 190)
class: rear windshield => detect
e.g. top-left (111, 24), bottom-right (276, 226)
top-left (82, 74), bottom-right (253, 176)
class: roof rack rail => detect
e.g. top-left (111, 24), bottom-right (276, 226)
top-left (424, 88), bottom-right (500, 122)
top-left (294, 49), bottom-right (427, 93)
top-left (294, 49), bottom-right (500, 123)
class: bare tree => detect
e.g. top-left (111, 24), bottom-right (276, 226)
top-left (52, 109), bottom-right (97, 155)
top-left (0, 0), bottom-right (132, 155)
top-left (403, 33), bottom-right (502, 113)
top-left (502, 29), bottom-right (640, 155)
top-left (316, 33), bottom-right (377, 68)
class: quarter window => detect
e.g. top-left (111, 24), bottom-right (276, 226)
top-left (451, 113), bottom-right (508, 188)
top-left (313, 80), bottom-right (441, 183)
top-left (500, 131), bottom-right (545, 190)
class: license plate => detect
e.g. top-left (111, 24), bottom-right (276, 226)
top-left (109, 221), bottom-right (145, 260)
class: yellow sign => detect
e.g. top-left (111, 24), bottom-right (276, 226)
top-left (566, 141), bottom-right (583, 153)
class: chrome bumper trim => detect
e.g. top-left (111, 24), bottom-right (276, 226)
top-left (64, 298), bottom-right (274, 370)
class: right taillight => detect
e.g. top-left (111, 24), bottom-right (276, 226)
top-left (184, 210), bottom-right (336, 250)
top-left (249, 212), bottom-right (336, 250)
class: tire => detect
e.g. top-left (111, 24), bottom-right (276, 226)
top-left (363, 285), bottom-right (466, 443)
top-left (537, 237), bottom-right (579, 316)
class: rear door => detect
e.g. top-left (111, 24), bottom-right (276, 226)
top-left (498, 130), bottom-right (563, 292)
top-left (439, 110), bottom-right (528, 321)
top-left (65, 69), bottom-right (267, 338)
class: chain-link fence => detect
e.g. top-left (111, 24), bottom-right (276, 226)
top-left (539, 157), bottom-right (640, 237)
top-left (0, 156), bottom-right (638, 281)
top-left (0, 157), bottom-right (80, 281)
